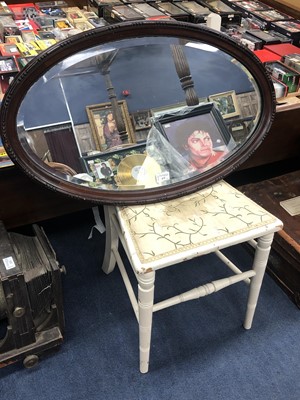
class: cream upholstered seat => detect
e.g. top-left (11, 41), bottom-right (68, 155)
top-left (102, 180), bottom-right (283, 373)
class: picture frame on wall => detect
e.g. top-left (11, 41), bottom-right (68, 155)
top-left (131, 109), bottom-right (152, 143)
top-left (131, 109), bottom-right (152, 132)
top-left (208, 90), bottom-right (240, 119)
top-left (154, 103), bottom-right (233, 173)
top-left (86, 100), bottom-right (135, 152)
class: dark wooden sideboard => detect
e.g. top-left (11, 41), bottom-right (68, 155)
top-left (241, 103), bottom-right (300, 169)
top-left (239, 170), bottom-right (300, 308)
top-left (0, 166), bottom-right (92, 228)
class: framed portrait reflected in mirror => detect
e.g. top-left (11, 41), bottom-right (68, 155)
top-left (155, 103), bottom-right (235, 173)
top-left (86, 100), bottom-right (135, 152)
top-left (131, 110), bottom-right (151, 131)
top-left (208, 90), bottom-right (240, 119)
top-left (131, 109), bottom-right (152, 143)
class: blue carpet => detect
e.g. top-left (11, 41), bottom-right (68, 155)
top-left (0, 207), bottom-right (299, 400)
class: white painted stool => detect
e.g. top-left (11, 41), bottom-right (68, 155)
top-left (102, 180), bottom-right (283, 373)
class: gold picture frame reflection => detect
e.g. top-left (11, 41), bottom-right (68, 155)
top-left (86, 100), bottom-right (135, 152)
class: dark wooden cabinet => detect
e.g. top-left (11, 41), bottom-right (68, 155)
top-left (239, 170), bottom-right (300, 308)
top-left (241, 104), bottom-right (300, 169)
top-left (0, 166), bottom-right (91, 229)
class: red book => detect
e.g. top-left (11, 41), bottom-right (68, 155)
top-left (264, 43), bottom-right (300, 57)
top-left (254, 49), bottom-right (281, 63)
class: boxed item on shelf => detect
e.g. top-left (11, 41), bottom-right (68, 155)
top-left (35, 38), bottom-right (56, 50)
top-left (253, 48), bottom-right (281, 63)
top-left (173, 1), bottom-right (211, 24)
top-left (282, 53), bottom-right (300, 73)
top-left (272, 76), bottom-right (288, 98)
top-left (72, 19), bottom-right (95, 31)
top-left (0, 55), bottom-right (19, 73)
top-left (33, 14), bottom-right (55, 29)
top-left (130, 3), bottom-right (169, 19)
top-left (0, 1), bottom-right (13, 17)
top-left (8, 3), bottom-right (39, 20)
top-left (241, 31), bottom-right (264, 49)
top-left (53, 18), bottom-right (73, 29)
top-left (229, 0), bottom-right (273, 14)
top-left (269, 20), bottom-right (300, 45)
top-left (61, 6), bottom-right (87, 24)
top-left (20, 29), bottom-right (37, 43)
top-left (4, 35), bottom-right (23, 44)
top-left (249, 9), bottom-right (293, 29)
top-left (88, 0), bottom-right (123, 17)
top-left (264, 43), bottom-right (300, 57)
top-left (197, 0), bottom-right (243, 25)
top-left (266, 30), bottom-right (293, 43)
top-left (15, 18), bottom-right (40, 33)
top-left (245, 29), bottom-right (283, 45)
top-left (152, 2), bottom-right (190, 22)
top-left (265, 60), bottom-right (300, 93)
top-left (17, 55), bottom-right (35, 68)
top-left (0, 139), bottom-right (14, 167)
top-left (0, 42), bottom-right (20, 57)
top-left (87, 16), bottom-right (109, 27)
top-left (81, 10), bottom-right (98, 19)
top-left (0, 16), bottom-right (21, 41)
top-left (38, 6), bottom-right (66, 18)
top-left (16, 41), bottom-right (39, 56)
top-left (35, 1), bottom-right (68, 9)
top-left (102, 4), bottom-right (145, 23)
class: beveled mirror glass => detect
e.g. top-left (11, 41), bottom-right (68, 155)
top-left (0, 21), bottom-right (275, 204)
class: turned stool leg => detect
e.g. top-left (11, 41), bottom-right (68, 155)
top-left (137, 270), bottom-right (155, 373)
top-left (102, 206), bottom-right (119, 275)
top-left (244, 232), bottom-right (274, 329)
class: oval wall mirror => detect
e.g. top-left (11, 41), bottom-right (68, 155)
top-left (0, 21), bottom-right (275, 205)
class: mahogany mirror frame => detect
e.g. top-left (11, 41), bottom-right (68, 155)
top-left (0, 20), bottom-right (276, 205)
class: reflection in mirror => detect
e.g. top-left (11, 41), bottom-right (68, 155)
top-left (16, 33), bottom-right (261, 193)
